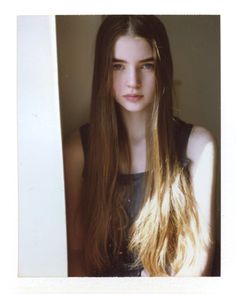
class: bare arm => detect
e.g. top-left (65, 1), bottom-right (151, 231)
top-left (177, 126), bottom-right (217, 276)
top-left (63, 130), bottom-right (85, 276)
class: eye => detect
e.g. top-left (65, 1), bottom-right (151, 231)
top-left (112, 63), bottom-right (125, 71)
top-left (141, 63), bottom-right (155, 70)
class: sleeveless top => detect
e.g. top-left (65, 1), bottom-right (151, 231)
top-left (80, 117), bottom-right (193, 277)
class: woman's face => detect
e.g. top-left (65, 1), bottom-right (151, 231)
top-left (112, 35), bottom-right (156, 114)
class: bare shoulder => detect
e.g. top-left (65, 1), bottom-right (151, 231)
top-left (63, 129), bottom-right (84, 171)
top-left (64, 129), bottom-right (83, 156)
top-left (63, 129), bottom-right (85, 205)
top-left (186, 125), bottom-right (217, 233)
top-left (186, 126), bottom-right (217, 276)
top-left (186, 125), bottom-right (216, 164)
top-left (63, 129), bottom-right (84, 233)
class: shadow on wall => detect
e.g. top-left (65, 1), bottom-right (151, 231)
top-left (56, 15), bottom-right (103, 137)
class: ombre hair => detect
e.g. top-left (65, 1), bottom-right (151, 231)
top-left (80, 15), bottom-right (210, 276)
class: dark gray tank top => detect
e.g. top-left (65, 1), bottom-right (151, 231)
top-left (80, 117), bottom-right (193, 276)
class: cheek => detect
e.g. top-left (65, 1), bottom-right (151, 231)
top-left (143, 75), bottom-right (156, 93)
top-left (113, 74), bottom-right (123, 95)
top-left (151, 75), bottom-right (156, 90)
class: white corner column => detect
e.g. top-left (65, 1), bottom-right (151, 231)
top-left (18, 16), bottom-right (67, 277)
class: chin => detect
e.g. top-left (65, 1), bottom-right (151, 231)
top-left (119, 103), bottom-right (150, 113)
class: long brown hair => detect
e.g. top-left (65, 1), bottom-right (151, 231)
top-left (80, 15), bottom-right (209, 276)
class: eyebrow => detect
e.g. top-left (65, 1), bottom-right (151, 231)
top-left (112, 57), bottom-right (155, 63)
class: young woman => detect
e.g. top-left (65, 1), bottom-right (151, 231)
top-left (63, 15), bottom-right (216, 277)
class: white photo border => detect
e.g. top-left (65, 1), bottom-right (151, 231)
top-left (1, 0), bottom-right (235, 293)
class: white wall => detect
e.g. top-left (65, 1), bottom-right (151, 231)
top-left (18, 16), bottom-right (67, 277)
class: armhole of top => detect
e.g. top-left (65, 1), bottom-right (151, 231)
top-left (173, 117), bottom-right (193, 166)
top-left (183, 122), bottom-right (193, 155)
top-left (79, 123), bottom-right (90, 177)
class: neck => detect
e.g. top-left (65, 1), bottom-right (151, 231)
top-left (120, 108), bottom-right (147, 144)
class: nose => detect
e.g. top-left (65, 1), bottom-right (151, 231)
top-left (127, 67), bottom-right (141, 89)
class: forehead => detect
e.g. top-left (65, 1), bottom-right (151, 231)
top-left (113, 35), bottom-right (154, 61)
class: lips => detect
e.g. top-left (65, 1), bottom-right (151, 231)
top-left (123, 94), bottom-right (144, 102)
